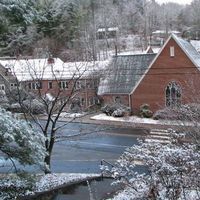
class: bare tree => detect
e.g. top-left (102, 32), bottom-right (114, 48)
top-left (2, 57), bottom-right (107, 173)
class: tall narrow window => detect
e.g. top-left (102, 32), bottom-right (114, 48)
top-left (48, 81), bottom-right (53, 89)
top-left (0, 84), bottom-right (5, 91)
top-left (59, 81), bottom-right (68, 89)
top-left (165, 81), bottom-right (181, 107)
top-left (170, 46), bottom-right (175, 57)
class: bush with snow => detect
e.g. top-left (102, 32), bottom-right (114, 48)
top-left (153, 104), bottom-right (200, 121)
top-left (8, 99), bottom-right (46, 114)
top-left (101, 103), bottom-right (130, 117)
top-left (0, 108), bottom-right (46, 199)
top-left (112, 109), bottom-right (125, 117)
top-left (23, 99), bottom-right (46, 114)
top-left (103, 132), bottom-right (200, 200)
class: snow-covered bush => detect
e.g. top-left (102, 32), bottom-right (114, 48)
top-left (139, 104), bottom-right (153, 118)
top-left (0, 108), bottom-right (46, 199)
top-left (153, 107), bottom-right (179, 120)
top-left (103, 133), bottom-right (200, 200)
top-left (70, 98), bottom-right (82, 113)
top-left (23, 99), bottom-right (46, 114)
top-left (101, 103), bottom-right (130, 117)
top-left (112, 109), bottom-right (125, 117)
top-left (153, 104), bottom-right (200, 121)
top-left (8, 99), bottom-right (46, 114)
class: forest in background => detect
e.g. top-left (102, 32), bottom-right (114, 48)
top-left (0, 0), bottom-right (200, 61)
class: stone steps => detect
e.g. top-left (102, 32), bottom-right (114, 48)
top-left (145, 129), bottom-right (171, 144)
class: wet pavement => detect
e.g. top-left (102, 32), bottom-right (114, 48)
top-left (0, 121), bottom-right (148, 174)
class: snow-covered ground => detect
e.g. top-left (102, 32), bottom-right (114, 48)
top-left (91, 113), bottom-right (194, 126)
top-left (52, 112), bottom-right (87, 118)
top-left (35, 173), bottom-right (99, 193)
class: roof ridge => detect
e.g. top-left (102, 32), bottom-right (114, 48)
top-left (113, 53), bottom-right (157, 57)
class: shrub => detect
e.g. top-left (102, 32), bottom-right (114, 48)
top-left (101, 103), bottom-right (130, 117)
top-left (23, 99), bottom-right (46, 114)
top-left (140, 104), bottom-right (153, 118)
top-left (112, 109), bottom-right (125, 117)
top-left (153, 104), bottom-right (200, 121)
top-left (8, 100), bottom-right (46, 114)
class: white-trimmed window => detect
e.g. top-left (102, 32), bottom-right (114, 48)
top-left (28, 82), bottom-right (42, 90)
top-left (170, 46), bottom-right (175, 57)
top-left (89, 97), bottom-right (95, 106)
top-left (114, 96), bottom-right (121, 103)
top-left (81, 98), bottom-right (85, 106)
top-left (59, 81), bottom-right (68, 89)
top-left (48, 81), bottom-right (53, 89)
top-left (75, 81), bottom-right (85, 89)
top-left (165, 81), bottom-right (181, 107)
top-left (0, 84), bottom-right (5, 91)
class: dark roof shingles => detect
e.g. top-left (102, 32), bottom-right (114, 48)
top-left (98, 54), bottom-right (156, 95)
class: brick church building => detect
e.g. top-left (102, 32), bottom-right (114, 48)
top-left (98, 34), bottom-right (200, 114)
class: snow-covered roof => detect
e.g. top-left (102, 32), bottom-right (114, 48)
top-left (152, 30), bottom-right (181, 35)
top-left (98, 54), bottom-right (156, 95)
top-left (0, 58), bottom-right (110, 82)
top-left (190, 40), bottom-right (200, 52)
top-left (172, 34), bottom-right (200, 68)
top-left (117, 47), bottom-right (160, 56)
top-left (97, 27), bottom-right (118, 32)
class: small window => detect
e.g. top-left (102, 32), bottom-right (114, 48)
top-left (0, 84), bottom-right (5, 91)
top-left (28, 82), bottom-right (32, 90)
top-left (32, 82), bottom-right (36, 90)
top-left (81, 98), bottom-right (85, 106)
top-left (114, 96), bottom-right (121, 103)
top-left (36, 82), bottom-right (42, 89)
top-left (48, 81), bottom-right (53, 89)
top-left (75, 81), bottom-right (85, 89)
top-left (170, 46), bottom-right (175, 57)
top-left (59, 81), bottom-right (68, 90)
top-left (89, 97), bottom-right (95, 106)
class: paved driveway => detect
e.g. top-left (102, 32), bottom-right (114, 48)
top-left (0, 121), bottom-right (147, 174)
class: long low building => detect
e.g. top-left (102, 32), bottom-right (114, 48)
top-left (0, 57), bottom-right (109, 109)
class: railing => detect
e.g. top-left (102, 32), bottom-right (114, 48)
top-left (100, 159), bottom-right (116, 179)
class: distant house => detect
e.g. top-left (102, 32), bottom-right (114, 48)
top-left (0, 58), bottom-right (109, 109)
top-left (98, 34), bottom-right (200, 114)
top-left (97, 27), bottom-right (119, 40)
top-left (0, 62), bottom-right (16, 94)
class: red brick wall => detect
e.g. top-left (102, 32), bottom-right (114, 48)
top-left (131, 37), bottom-right (200, 114)
top-left (24, 79), bottom-right (98, 109)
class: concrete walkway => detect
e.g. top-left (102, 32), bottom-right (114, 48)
top-left (38, 112), bottom-right (194, 130)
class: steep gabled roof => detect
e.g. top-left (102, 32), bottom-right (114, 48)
top-left (129, 34), bottom-right (200, 95)
top-left (173, 34), bottom-right (200, 68)
top-left (98, 53), bottom-right (156, 95)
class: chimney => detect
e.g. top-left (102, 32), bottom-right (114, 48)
top-left (47, 57), bottom-right (54, 64)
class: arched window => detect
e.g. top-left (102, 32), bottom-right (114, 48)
top-left (165, 82), bottom-right (181, 107)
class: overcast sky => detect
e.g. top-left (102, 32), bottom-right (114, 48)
top-left (156, 0), bottom-right (192, 5)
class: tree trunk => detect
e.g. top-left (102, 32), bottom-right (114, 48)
top-left (44, 154), bottom-right (51, 174)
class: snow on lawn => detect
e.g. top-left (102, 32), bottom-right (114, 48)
top-left (53, 112), bottom-right (87, 118)
top-left (35, 173), bottom-right (99, 193)
top-left (91, 113), bottom-right (194, 126)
